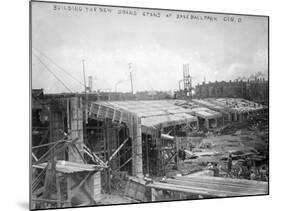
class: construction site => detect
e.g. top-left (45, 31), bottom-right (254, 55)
top-left (31, 63), bottom-right (269, 209)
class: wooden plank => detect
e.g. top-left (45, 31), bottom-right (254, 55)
top-left (32, 153), bottom-right (38, 162)
top-left (71, 143), bottom-right (86, 164)
top-left (148, 182), bottom-right (212, 196)
top-left (147, 175), bottom-right (268, 197)
top-left (107, 138), bottom-right (129, 164)
top-left (171, 177), bottom-right (267, 191)
top-left (175, 176), bottom-right (268, 188)
top-left (166, 179), bottom-right (267, 195)
top-left (158, 182), bottom-right (243, 197)
top-left (83, 144), bottom-right (107, 167)
top-left (118, 157), bottom-right (132, 171)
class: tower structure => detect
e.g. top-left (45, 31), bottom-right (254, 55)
top-left (183, 64), bottom-right (192, 99)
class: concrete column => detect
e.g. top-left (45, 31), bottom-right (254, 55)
top-left (132, 115), bottom-right (143, 178)
top-left (68, 97), bottom-right (84, 162)
top-left (67, 97), bottom-right (102, 204)
top-left (151, 188), bottom-right (157, 201)
top-left (49, 110), bottom-right (65, 160)
top-left (93, 171), bottom-right (102, 200)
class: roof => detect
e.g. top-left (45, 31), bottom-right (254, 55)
top-left (33, 160), bottom-right (104, 173)
top-left (91, 100), bottom-right (199, 130)
top-left (192, 108), bottom-right (222, 119)
top-left (141, 113), bottom-right (197, 128)
top-left (192, 99), bottom-right (229, 115)
top-left (97, 100), bottom-right (193, 117)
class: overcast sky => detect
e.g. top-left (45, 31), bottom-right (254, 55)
top-left (31, 2), bottom-right (268, 93)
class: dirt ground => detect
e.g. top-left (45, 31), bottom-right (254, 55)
top-left (166, 116), bottom-right (269, 181)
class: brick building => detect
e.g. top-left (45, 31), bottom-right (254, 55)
top-left (195, 79), bottom-right (268, 105)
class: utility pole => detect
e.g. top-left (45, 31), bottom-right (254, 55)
top-left (129, 63), bottom-right (134, 94)
top-left (88, 76), bottom-right (93, 92)
top-left (82, 59), bottom-right (88, 124)
top-left (82, 59), bottom-right (87, 93)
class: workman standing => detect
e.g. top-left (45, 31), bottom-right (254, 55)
top-left (227, 153), bottom-right (233, 174)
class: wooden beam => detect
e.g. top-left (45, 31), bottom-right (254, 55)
top-left (83, 144), bottom-right (107, 167)
top-left (35, 138), bottom-right (79, 165)
top-left (71, 143), bottom-right (87, 164)
top-left (32, 139), bottom-right (66, 149)
top-left (161, 133), bottom-right (174, 140)
top-left (32, 153), bottom-right (38, 162)
top-left (106, 138), bottom-right (129, 164)
top-left (35, 141), bottom-right (60, 164)
top-left (118, 157), bottom-right (132, 171)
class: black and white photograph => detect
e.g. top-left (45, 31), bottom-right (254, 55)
top-left (30, 1), bottom-right (269, 210)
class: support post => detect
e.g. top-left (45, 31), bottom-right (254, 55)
top-left (239, 113), bottom-right (243, 122)
top-left (145, 134), bottom-right (149, 175)
top-left (131, 115), bottom-right (143, 178)
top-left (151, 188), bottom-right (157, 201)
top-left (68, 97), bottom-right (84, 162)
top-left (205, 118), bottom-right (209, 129)
top-left (67, 97), bottom-right (101, 204)
top-left (234, 113), bottom-right (238, 121)
top-left (228, 113), bottom-right (232, 121)
top-left (214, 118), bottom-right (218, 128)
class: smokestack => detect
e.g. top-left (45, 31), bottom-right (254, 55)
top-left (88, 76), bottom-right (93, 92)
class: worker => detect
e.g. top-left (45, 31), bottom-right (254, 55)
top-left (189, 142), bottom-right (194, 152)
top-left (179, 146), bottom-right (186, 161)
top-left (244, 157), bottom-right (252, 170)
top-left (250, 170), bottom-right (256, 180)
top-left (144, 174), bottom-right (153, 184)
top-left (183, 147), bottom-right (186, 160)
top-left (260, 166), bottom-right (268, 181)
top-left (238, 166), bottom-right (243, 179)
top-left (227, 153), bottom-right (233, 174)
top-left (209, 163), bottom-right (220, 177)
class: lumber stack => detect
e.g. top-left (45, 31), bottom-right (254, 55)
top-left (147, 175), bottom-right (268, 198)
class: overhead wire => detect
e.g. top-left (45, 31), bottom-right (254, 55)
top-left (32, 52), bottom-right (73, 93)
top-left (32, 47), bottom-right (85, 87)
